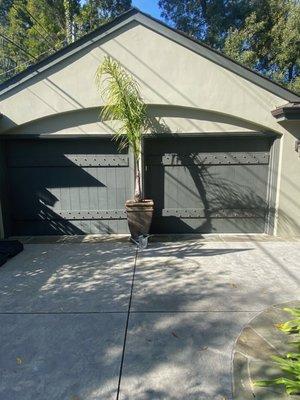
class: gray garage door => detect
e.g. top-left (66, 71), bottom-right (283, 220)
top-left (6, 139), bottom-right (131, 235)
top-left (145, 136), bottom-right (274, 234)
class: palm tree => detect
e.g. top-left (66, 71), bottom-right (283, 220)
top-left (95, 56), bottom-right (147, 202)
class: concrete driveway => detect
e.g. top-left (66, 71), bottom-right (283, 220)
top-left (0, 237), bottom-right (299, 400)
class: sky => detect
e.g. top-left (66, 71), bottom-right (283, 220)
top-left (131, 0), bottom-right (162, 20)
top-left (79, 1), bottom-right (162, 20)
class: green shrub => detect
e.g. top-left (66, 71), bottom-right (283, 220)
top-left (276, 308), bottom-right (300, 335)
top-left (255, 307), bottom-right (300, 395)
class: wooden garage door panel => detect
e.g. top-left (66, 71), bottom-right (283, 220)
top-left (145, 136), bottom-right (271, 152)
top-left (162, 164), bottom-right (269, 209)
top-left (145, 136), bottom-right (273, 234)
top-left (6, 139), bottom-right (130, 235)
top-left (11, 219), bottom-right (129, 236)
top-left (6, 139), bottom-right (124, 162)
top-left (151, 217), bottom-right (266, 234)
top-left (9, 166), bottom-right (129, 219)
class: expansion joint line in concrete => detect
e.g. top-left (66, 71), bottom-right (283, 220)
top-left (116, 247), bottom-right (139, 400)
top-left (0, 311), bottom-right (129, 315)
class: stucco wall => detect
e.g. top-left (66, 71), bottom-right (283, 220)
top-left (0, 20), bottom-right (299, 236)
top-left (276, 122), bottom-right (300, 237)
top-left (0, 22), bottom-right (289, 132)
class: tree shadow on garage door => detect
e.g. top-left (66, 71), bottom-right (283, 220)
top-left (147, 151), bottom-right (268, 234)
top-left (6, 139), bottom-right (129, 235)
top-left (9, 165), bottom-right (105, 235)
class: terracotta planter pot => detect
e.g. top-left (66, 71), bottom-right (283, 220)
top-left (125, 199), bottom-right (154, 239)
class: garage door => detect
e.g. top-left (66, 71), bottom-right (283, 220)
top-left (145, 136), bottom-right (273, 234)
top-left (6, 139), bottom-right (131, 235)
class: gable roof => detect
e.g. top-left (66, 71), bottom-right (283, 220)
top-left (0, 7), bottom-right (299, 102)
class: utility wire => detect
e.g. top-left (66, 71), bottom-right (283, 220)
top-left (0, 60), bottom-right (30, 78)
top-left (25, 21), bottom-right (57, 51)
top-left (0, 46), bottom-right (56, 78)
top-left (11, 3), bottom-right (60, 46)
top-left (0, 3), bottom-right (59, 71)
top-left (0, 2), bottom-right (68, 75)
top-left (0, 31), bottom-right (37, 60)
top-left (0, 34), bottom-right (66, 79)
top-left (0, 2), bottom-right (97, 79)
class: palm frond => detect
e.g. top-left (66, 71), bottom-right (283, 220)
top-left (95, 56), bottom-right (147, 159)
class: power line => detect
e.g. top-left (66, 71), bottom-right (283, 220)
top-left (0, 46), bottom-right (57, 79)
top-left (0, 1), bottom-right (68, 77)
top-left (0, 2), bottom-right (96, 80)
top-left (0, 31), bottom-right (37, 60)
top-left (0, 34), bottom-right (65, 68)
top-left (11, 3), bottom-right (61, 47)
top-left (0, 59), bottom-right (31, 78)
top-left (0, 30), bottom-right (66, 79)
top-left (23, 19), bottom-right (57, 51)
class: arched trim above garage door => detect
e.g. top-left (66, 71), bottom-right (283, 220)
top-left (0, 105), bottom-right (281, 139)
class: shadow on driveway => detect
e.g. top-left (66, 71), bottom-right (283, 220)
top-left (0, 239), bottom-right (299, 400)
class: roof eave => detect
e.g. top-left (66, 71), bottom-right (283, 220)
top-left (272, 103), bottom-right (300, 121)
top-left (0, 8), bottom-right (300, 103)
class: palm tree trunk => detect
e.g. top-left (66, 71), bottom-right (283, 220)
top-left (134, 158), bottom-right (142, 202)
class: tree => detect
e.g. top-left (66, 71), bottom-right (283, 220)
top-left (95, 56), bottom-right (147, 202)
top-left (0, 0), bottom-right (81, 80)
top-left (158, 0), bottom-right (251, 48)
top-left (76, 0), bottom-right (131, 35)
top-left (158, 0), bottom-right (300, 92)
top-left (0, 0), bottom-right (14, 26)
top-left (0, 0), bottom-right (31, 78)
top-left (0, 0), bottom-right (131, 82)
top-left (223, 0), bottom-right (300, 92)
top-left (0, 0), bottom-right (14, 82)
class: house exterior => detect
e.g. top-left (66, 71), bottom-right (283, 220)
top-left (0, 8), bottom-right (299, 237)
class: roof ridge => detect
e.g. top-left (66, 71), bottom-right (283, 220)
top-left (0, 7), bottom-right (299, 101)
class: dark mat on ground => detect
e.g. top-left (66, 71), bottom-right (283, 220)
top-left (0, 240), bottom-right (23, 266)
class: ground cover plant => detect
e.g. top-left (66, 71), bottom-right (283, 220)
top-left (255, 307), bottom-right (300, 395)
